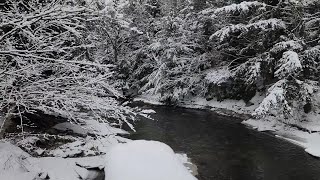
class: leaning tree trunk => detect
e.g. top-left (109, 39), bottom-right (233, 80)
top-left (0, 108), bottom-right (15, 139)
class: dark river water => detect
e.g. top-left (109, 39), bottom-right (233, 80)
top-left (129, 104), bottom-right (320, 180)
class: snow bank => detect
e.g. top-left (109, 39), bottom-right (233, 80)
top-left (244, 118), bottom-right (320, 158)
top-left (139, 109), bottom-right (156, 119)
top-left (134, 94), bottom-right (164, 105)
top-left (134, 93), bottom-right (264, 118)
top-left (49, 135), bottom-right (131, 157)
top-left (135, 92), bottom-right (320, 159)
top-left (176, 153), bottom-right (198, 176)
top-left (140, 109), bottom-right (156, 114)
top-left (0, 142), bottom-right (37, 180)
top-left (105, 140), bottom-right (198, 180)
top-left (0, 142), bottom-right (107, 180)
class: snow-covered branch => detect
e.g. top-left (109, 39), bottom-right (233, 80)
top-left (253, 79), bottom-right (292, 118)
top-left (0, 0), bottom-right (137, 135)
top-left (211, 18), bottom-right (286, 42)
top-left (275, 51), bottom-right (302, 78)
top-left (214, 1), bottom-right (267, 15)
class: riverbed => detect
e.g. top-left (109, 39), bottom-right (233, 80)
top-left (130, 104), bottom-right (320, 180)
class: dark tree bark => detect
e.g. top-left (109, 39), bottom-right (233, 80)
top-left (264, 0), bottom-right (279, 6)
top-left (193, 0), bottom-right (206, 11)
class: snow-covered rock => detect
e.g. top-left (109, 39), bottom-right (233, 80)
top-left (0, 142), bottom-right (37, 180)
top-left (140, 109), bottom-right (156, 114)
top-left (0, 142), bottom-right (107, 180)
top-left (105, 140), bottom-right (198, 180)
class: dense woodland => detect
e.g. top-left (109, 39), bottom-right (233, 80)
top-left (1, 0), bottom-right (320, 137)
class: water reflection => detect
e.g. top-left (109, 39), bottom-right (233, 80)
top-left (130, 105), bottom-right (320, 180)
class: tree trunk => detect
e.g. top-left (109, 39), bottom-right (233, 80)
top-left (0, 109), bottom-right (14, 139)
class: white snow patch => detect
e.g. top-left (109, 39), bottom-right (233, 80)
top-left (211, 18), bottom-right (286, 42)
top-left (205, 67), bottom-right (231, 85)
top-left (105, 140), bottom-right (198, 180)
top-left (244, 118), bottom-right (320, 158)
top-left (135, 93), bottom-right (264, 117)
top-left (289, 0), bottom-right (318, 5)
top-left (0, 142), bottom-right (33, 177)
top-left (54, 121), bottom-right (128, 136)
top-left (270, 40), bottom-right (304, 54)
top-left (176, 153), bottom-right (198, 176)
top-left (275, 51), bottom-right (302, 78)
top-left (0, 142), bottom-right (106, 180)
top-left (140, 109), bottom-right (156, 114)
top-left (130, 27), bottom-right (144, 34)
top-left (49, 135), bottom-right (130, 157)
top-left (140, 109), bottom-right (157, 119)
top-left (214, 1), bottom-right (266, 14)
top-left (183, 93), bottom-right (264, 116)
top-left (137, 88), bottom-right (320, 159)
top-left (253, 79), bottom-right (290, 117)
top-left (134, 94), bottom-right (164, 105)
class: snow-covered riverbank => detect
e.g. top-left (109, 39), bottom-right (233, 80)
top-left (0, 139), bottom-right (197, 180)
top-left (134, 94), bottom-right (320, 158)
top-left (0, 111), bottom-right (198, 180)
top-left (0, 142), bottom-right (106, 180)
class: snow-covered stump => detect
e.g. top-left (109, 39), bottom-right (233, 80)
top-left (105, 140), bottom-right (198, 180)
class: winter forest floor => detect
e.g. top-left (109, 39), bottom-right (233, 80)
top-left (0, 108), bottom-right (197, 180)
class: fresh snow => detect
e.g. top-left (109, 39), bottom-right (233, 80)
top-left (135, 93), bottom-right (265, 117)
top-left (211, 19), bottom-right (286, 42)
top-left (244, 118), bottom-right (320, 158)
top-left (140, 109), bottom-right (156, 114)
top-left (0, 142), bottom-right (105, 180)
top-left (289, 0), bottom-right (319, 5)
top-left (253, 79), bottom-right (290, 117)
top-left (12, 120), bottom-right (131, 157)
top-left (48, 135), bottom-right (122, 157)
top-left (53, 120), bottom-right (128, 137)
top-left (105, 140), bottom-right (198, 180)
top-left (270, 40), bottom-right (304, 54)
top-left (275, 51), bottom-right (302, 78)
top-left (176, 153), bottom-right (198, 176)
top-left (134, 94), bottom-right (164, 105)
top-left (135, 93), bottom-right (320, 158)
top-left (139, 109), bottom-right (157, 119)
top-left (214, 1), bottom-right (266, 14)
top-left (205, 67), bottom-right (231, 85)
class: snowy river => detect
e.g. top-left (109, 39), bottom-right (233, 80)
top-left (129, 104), bottom-right (320, 180)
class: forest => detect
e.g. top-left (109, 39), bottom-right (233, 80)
top-left (0, 0), bottom-right (320, 179)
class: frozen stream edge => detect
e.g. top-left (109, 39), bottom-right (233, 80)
top-left (134, 95), bottom-right (320, 158)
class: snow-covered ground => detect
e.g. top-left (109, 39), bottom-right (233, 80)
top-left (1, 117), bottom-right (128, 180)
top-left (134, 93), bottom-right (264, 117)
top-left (134, 94), bottom-right (320, 158)
top-left (0, 139), bottom-right (198, 180)
top-left (244, 118), bottom-right (320, 158)
top-left (105, 140), bottom-right (197, 180)
top-left (1, 110), bottom-right (199, 180)
top-left (0, 142), bottom-right (106, 180)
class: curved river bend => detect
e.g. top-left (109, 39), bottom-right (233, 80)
top-left (129, 105), bottom-right (320, 180)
